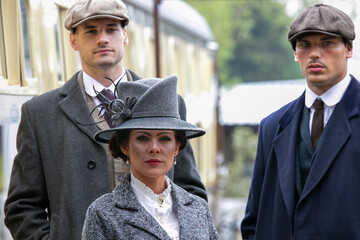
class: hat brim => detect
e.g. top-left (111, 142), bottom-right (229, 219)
top-left (288, 29), bottom-right (342, 41)
top-left (70, 15), bottom-right (129, 30)
top-left (95, 117), bottom-right (206, 143)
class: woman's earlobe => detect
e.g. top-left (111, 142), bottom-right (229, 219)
top-left (120, 145), bottom-right (128, 156)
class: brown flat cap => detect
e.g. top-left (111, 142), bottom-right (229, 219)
top-left (288, 4), bottom-right (355, 42)
top-left (64, 0), bottom-right (129, 31)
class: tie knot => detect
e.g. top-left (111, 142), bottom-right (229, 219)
top-left (98, 89), bottom-right (115, 102)
top-left (313, 98), bottom-right (323, 110)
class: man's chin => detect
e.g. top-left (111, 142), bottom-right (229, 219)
top-left (96, 60), bottom-right (121, 69)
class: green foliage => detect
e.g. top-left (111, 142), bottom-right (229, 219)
top-left (186, 0), bottom-right (304, 86)
top-left (228, 1), bottom-right (303, 83)
top-left (222, 126), bottom-right (258, 198)
top-left (186, 1), bottom-right (237, 86)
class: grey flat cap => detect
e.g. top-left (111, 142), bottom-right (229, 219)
top-left (288, 4), bottom-right (355, 42)
top-left (64, 0), bottom-right (129, 31)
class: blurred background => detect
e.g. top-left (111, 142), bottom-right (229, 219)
top-left (0, 0), bottom-right (359, 239)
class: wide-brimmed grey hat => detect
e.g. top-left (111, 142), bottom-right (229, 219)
top-left (288, 4), bottom-right (355, 48)
top-left (64, 0), bottom-right (129, 31)
top-left (94, 75), bottom-right (206, 143)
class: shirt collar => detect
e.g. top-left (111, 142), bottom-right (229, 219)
top-left (130, 174), bottom-right (172, 208)
top-left (305, 74), bottom-right (351, 108)
top-left (83, 69), bottom-right (127, 97)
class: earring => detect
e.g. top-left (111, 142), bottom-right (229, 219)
top-left (173, 158), bottom-right (177, 165)
top-left (125, 157), bottom-right (130, 165)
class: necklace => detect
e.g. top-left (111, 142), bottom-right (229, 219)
top-left (159, 194), bottom-right (164, 207)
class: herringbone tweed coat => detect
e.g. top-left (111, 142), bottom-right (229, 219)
top-left (82, 175), bottom-right (219, 240)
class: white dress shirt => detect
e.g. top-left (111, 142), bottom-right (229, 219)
top-left (83, 69), bottom-right (127, 107)
top-left (305, 74), bottom-right (351, 134)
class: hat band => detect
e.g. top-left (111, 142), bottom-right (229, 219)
top-left (131, 111), bottom-right (180, 119)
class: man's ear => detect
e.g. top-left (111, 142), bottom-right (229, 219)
top-left (346, 44), bottom-right (353, 59)
top-left (123, 28), bottom-right (128, 46)
top-left (294, 51), bottom-right (299, 62)
top-left (70, 33), bottom-right (78, 51)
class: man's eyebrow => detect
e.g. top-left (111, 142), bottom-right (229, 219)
top-left (298, 35), bottom-right (337, 42)
top-left (106, 23), bottom-right (120, 27)
top-left (320, 36), bottom-right (337, 41)
top-left (83, 23), bottom-right (120, 30)
top-left (84, 25), bottom-right (96, 30)
top-left (297, 38), bottom-right (308, 42)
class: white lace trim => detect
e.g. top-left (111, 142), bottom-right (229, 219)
top-left (131, 174), bottom-right (179, 239)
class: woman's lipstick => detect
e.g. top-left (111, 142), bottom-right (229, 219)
top-left (145, 159), bottom-right (161, 165)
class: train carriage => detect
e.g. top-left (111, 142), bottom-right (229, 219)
top-left (0, 0), bottom-right (218, 238)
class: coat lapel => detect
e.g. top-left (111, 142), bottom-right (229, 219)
top-left (123, 209), bottom-right (169, 240)
top-left (114, 176), bottom-right (170, 240)
top-left (273, 94), bottom-right (304, 222)
top-left (300, 77), bottom-right (360, 201)
top-left (170, 183), bottom-right (206, 239)
top-left (58, 71), bottom-right (103, 145)
top-left (300, 103), bottom-right (351, 201)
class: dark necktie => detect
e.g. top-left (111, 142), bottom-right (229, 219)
top-left (97, 89), bottom-right (115, 128)
top-left (311, 98), bottom-right (324, 149)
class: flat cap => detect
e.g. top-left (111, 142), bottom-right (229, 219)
top-left (64, 0), bottom-right (129, 31)
top-left (288, 4), bottom-right (355, 42)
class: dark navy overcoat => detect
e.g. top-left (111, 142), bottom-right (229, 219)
top-left (241, 75), bottom-right (360, 239)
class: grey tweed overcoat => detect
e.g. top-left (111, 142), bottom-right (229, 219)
top-left (82, 174), bottom-right (219, 240)
top-left (4, 70), bottom-right (207, 240)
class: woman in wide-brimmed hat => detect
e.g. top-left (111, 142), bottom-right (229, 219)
top-left (82, 75), bottom-right (218, 240)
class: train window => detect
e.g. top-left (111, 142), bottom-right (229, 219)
top-left (20, 0), bottom-right (34, 78)
top-left (54, 22), bottom-right (62, 82)
top-left (0, 1), bottom-right (6, 79)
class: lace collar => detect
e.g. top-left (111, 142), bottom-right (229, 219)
top-left (130, 174), bottom-right (172, 208)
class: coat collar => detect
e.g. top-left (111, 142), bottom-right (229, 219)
top-left (300, 76), bottom-right (360, 200)
top-left (112, 175), bottom-right (199, 239)
top-left (170, 182), bottom-right (205, 239)
top-left (273, 75), bottom-right (360, 220)
top-left (58, 71), bottom-right (102, 144)
top-left (57, 70), bottom-right (141, 145)
top-left (278, 75), bottom-right (360, 130)
top-left (273, 103), bottom-right (302, 222)
top-left (113, 175), bottom-right (170, 239)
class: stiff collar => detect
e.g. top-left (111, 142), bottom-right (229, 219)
top-left (83, 69), bottom-right (127, 98)
top-left (305, 74), bottom-right (351, 108)
top-left (130, 174), bottom-right (172, 208)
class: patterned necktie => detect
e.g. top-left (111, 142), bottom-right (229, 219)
top-left (97, 89), bottom-right (115, 128)
top-left (311, 98), bottom-right (324, 149)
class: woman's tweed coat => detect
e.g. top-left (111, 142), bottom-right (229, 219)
top-left (82, 174), bottom-right (218, 239)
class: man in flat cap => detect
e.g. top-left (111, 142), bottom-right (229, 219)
top-left (4, 0), bottom-right (207, 239)
top-left (241, 4), bottom-right (359, 239)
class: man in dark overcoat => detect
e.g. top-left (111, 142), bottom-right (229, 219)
top-left (241, 4), bottom-right (360, 239)
top-left (4, 0), bottom-right (207, 239)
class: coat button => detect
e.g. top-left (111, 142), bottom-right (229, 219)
top-left (87, 161), bottom-right (96, 169)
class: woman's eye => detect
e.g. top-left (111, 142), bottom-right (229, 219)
top-left (160, 137), bottom-right (171, 141)
top-left (136, 136), bottom-right (148, 141)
